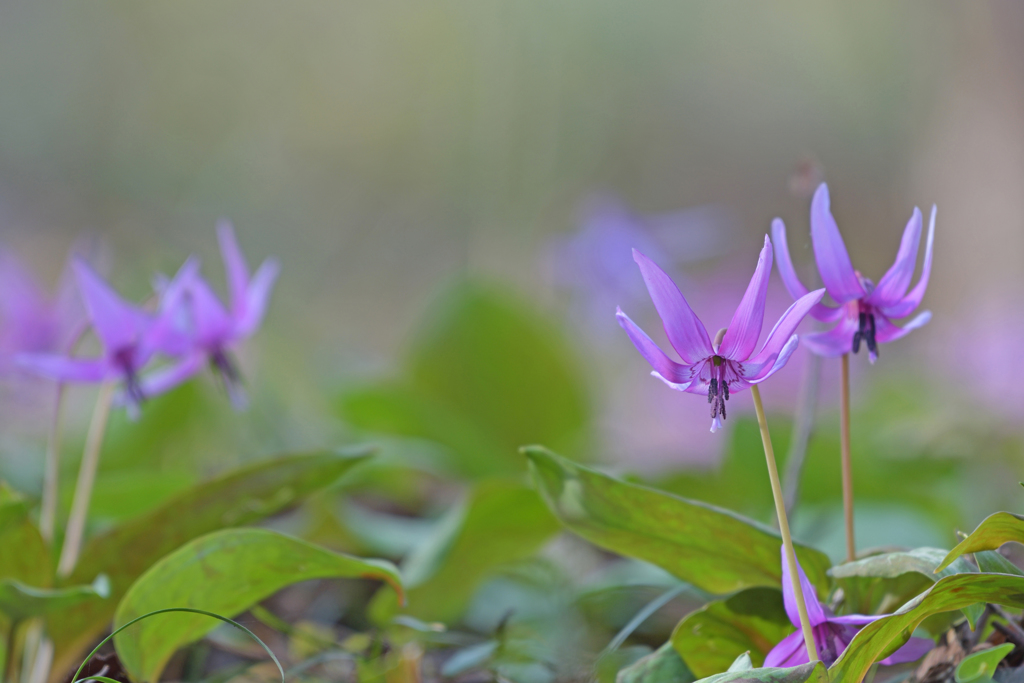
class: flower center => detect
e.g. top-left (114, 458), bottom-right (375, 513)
top-left (852, 304), bottom-right (877, 358)
top-left (707, 355), bottom-right (730, 422)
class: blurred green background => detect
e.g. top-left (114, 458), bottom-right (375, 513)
top-left (1, 1), bottom-right (1023, 563)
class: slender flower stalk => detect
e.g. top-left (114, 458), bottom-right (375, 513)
top-left (840, 353), bottom-right (854, 561)
top-left (750, 384), bottom-right (818, 663)
top-left (56, 381), bottom-right (115, 578)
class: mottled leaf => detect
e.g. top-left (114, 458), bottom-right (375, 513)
top-left (694, 661), bottom-right (827, 683)
top-left (937, 513), bottom-right (1024, 572)
top-left (617, 642), bottom-right (695, 683)
top-left (0, 575), bottom-right (108, 620)
top-left (671, 587), bottom-right (791, 677)
top-left (830, 573), bottom-right (1024, 683)
top-left (955, 643), bottom-right (1014, 683)
top-left (114, 528), bottom-right (401, 683)
top-left (524, 447), bottom-right (831, 595)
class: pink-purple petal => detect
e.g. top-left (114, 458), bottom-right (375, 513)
top-left (746, 334), bottom-right (799, 384)
top-left (136, 354), bottom-right (205, 397)
top-left (631, 250), bottom-right (713, 363)
top-left (718, 235), bottom-right (772, 360)
top-left (217, 220), bottom-right (250, 317)
top-left (238, 258), bottom-right (280, 337)
top-left (780, 545), bottom-right (828, 627)
top-left (764, 630), bottom-right (808, 667)
top-left (879, 636), bottom-right (933, 665)
top-left (868, 207), bottom-right (922, 307)
top-left (810, 184), bottom-right (866, 303)
top-left (880, 205), bottom-right (936, 319)
top-left (873, 310), bottom-right (931, 345)
top-left (801, 314), bottom-right (858, 358)
top-left (16, 354), bottom-right (111, 383)
top-left (616, 308), bottom-right (699, 385)
top-left (771, 218), bottom-right (810, 300)
top-left (72, 259), bottom-right (150, 353)
top-left (749, 288), bottom-right (826, 367)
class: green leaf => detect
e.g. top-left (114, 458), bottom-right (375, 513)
top-left (0, 575), bottom-right (109, 621)
top-left (340, 283), bottom-right (591, 477)
top-left (728, 653), bottom-right (753, 672)
top-left (937, 512), bottom-right (1024, 572)
top-left (524, 447), bottom-right (831, 596)
top-left (113, 528), bottom-right (401, 683)
top-left (694, 661), bottom-right (828, 683)
top-left (0, 489), bottom-right (50, 588)
top-left (370, 479), bottom-right (560, 623)
top-left (671, 588), bottom-right (791, 677)
top-left (830, 573), bottom-right (1024, 682)
top-left (975, 551), bottom-right (1024, 576)
top-left (830, 548), bottom-right (983, 628)
top-left (49, 447), bottom-right (372, 678)
top-left (616, 642), bottom-right (696, 683)
top-left (955, 643), bottom-right (1014, 683)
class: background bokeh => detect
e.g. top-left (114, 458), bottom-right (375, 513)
top-left (2, 2), bottom-right (1023, 564)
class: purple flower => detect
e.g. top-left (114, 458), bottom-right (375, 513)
top-left (765, 546), bottom-right (932, 667)
top-left (616, 236), bottom-right (825, 432)
top-left (0, 249), bottom-right (82, 371)
top-left (772, 183), bottom-right (935, 363)
top-left (16, 258), bottom-right (193, 414)
top-left (140, 221), bottom-right (279, 408)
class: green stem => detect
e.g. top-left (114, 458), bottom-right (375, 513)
top-left (840, 353), bottom-right (855, 562)
top-left (57, 382), bottom-right (115, 579)
top-left (750, 384), bottom-right (818, 663)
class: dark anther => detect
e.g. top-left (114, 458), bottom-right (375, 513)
top-left (852, 311), bottom-right (879, 358)
top-left (864, 313), bottom-right (878, 357)
top-left (709, 378), bottom-right (718, 403)
top-left (722, 381), bottom-right (729, 400)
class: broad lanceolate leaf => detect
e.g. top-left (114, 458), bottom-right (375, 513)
top-left (616, 642), bottom-right (695, 683)
top-left (370, 479), bottom-right (560, 624)
top-left (937, 512), bottom-right (1024, 572)
top-left (830, 573), bottom-right (1024, 683)
top-left (829, 548), bottom-right (983, 628)
top-left (0, 489), bottom-right (50, 588)
top-left (114, 528), bottom-right (401, 683)
top-left (671, 588), bottom-right (791, 677)
top-left (694, 661), bottom-right (828, 683)
top-left (955, 643), bottom-right (1014, 683)
top-left (340, 283), bottom-right (592, 477)
top-left (49, 448), bottom-right (372, 679)
top-left (0, 575), bottom-right (109, 621)
top-left (524, 447), bottom-right (831, 596)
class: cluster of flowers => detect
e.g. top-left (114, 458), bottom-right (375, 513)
top-left (617, 182), bottom-right (935, 433)
top-left (4, 222), bottom-right (278, 416)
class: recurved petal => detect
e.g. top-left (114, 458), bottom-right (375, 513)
top-left (745, 334), bottom-right (799, 384)
top-left (72, 259), bottom-right (150, 353)
top-left (874, 310), bottom-right (931, 345)
top-left (878, 636), bottom-right (933, 665)
top-left (772, 218), bottom-right (810, 300)
top-left (651, 371), bottom-right (693, 392)
top-left (237, 258), bottom-right (280, 337)
top-left (868, 207), bottom-right (922, 307)
top-left (810, 184), bottom-right (866, 303)
top-left (15, 354), bottom-right (111, 383)
top-left (748, 288), bottom-right (826, 368)
top-left (616, 308), bottom-right (699, 385)
top-left (763, 630), bottom-right (809, 667)
top-left (880, 205), bottom-right (936, 319)
top-left (632, 250), bottom-right (713, 363)
top-left (801, 314), bottom-right (858, 358)
top-left (136, 354), bottom-right (205, 398)
top-left (780, 545), bottom-right (827, 627)
top-left (719, 235), bottom-right (772, 360)
top-left (188, 276), bottom-right (234, 346)
top-left (217, 219), bottom-right (250, 316)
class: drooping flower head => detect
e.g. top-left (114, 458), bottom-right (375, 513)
top-left (16, 258), bottom-right (194, 415)
top-left (616, 236), bottom-right (825, 432)
top-left (773, 183), bottom-right (935, 363)
top-left (765, 546), bottom-right (932, 667)
top-left (140, 220), bottom-right (279, 408)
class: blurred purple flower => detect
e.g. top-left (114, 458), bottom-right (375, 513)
top-left (616, 236), bottom-right (824, 432)
top-left (773, 183), bottom-right (934, 363)
top-left (0, 249), bottom-right (82, 372)
top-left (550, 194), bottom-right (733, 339)
top-left (17, 258), bottom-right (193, 415)
top-left (765, 546), bottom-right (932, 667)
top-left (141, 221), bottom-right (279, 408)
